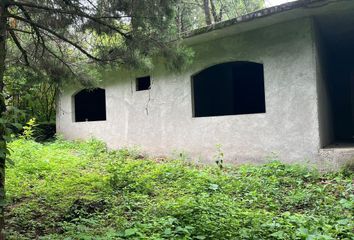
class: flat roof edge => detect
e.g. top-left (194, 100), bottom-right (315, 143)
top-left (182, 0), bottom-right (330, 40)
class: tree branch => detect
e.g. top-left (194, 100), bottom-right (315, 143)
top-left (8, 27), bottom-right (33, 34)
top-left (17, 4), bottom-right (45, 57)
top-left (43, 43), bottom-right (77, 77)
top-left (10, 14), bottom-right (107, 62)
top-left (8, 29), bottom-right (30, 66)
top-left (9, 1), bottom-right (131, 39)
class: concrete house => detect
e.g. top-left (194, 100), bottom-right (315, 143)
top-left (57, 0), bottom-right (354, 168)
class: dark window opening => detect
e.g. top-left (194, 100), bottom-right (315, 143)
top-left (136, 76), bottom-right (151, 91)
top-left (192, 62), bottom-right (266, 117)
top-left (74, 88), bottom-right (106, 122)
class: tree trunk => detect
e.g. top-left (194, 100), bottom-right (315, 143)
top-left (210, 0), bottom-right (219, 23)
top-left (175, 6), bottom-right (182, 34)
top-left (0, 2), bottom-right (7, 239)
top-left (203, 0), bottom-right (212, 25)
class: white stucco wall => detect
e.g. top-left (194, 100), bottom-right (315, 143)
top-left (57, 18), bottom-right (323, 165)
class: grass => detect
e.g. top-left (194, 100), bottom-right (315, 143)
top-left (5, 138), bottom-right (354, 239)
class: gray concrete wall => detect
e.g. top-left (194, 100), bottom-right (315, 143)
top-left (57, 18), bottom-right (322, 165)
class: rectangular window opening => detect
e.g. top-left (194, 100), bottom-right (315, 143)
top-left (136, 76), bottom-right (151, 91)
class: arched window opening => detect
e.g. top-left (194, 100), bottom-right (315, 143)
top-left (74, 88), bottom-right (106, 122)
top-left (192, 62), bottom-right (266, 117)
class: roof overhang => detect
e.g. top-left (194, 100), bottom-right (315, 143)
top-left (183, 0), bottom-right (354, 45)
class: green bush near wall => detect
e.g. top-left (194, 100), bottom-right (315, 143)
top-left (33, 122), bottom-right (56, 142)
top-left (5, 139), bottom-right (354, 240)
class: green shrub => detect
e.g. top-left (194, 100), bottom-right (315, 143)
top-left (5, 139), bottom-right (354, 239)
top-left (33, 122), bottom-right (56, 142)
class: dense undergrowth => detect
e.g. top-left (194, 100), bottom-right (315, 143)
top-left (5, 138), bottom-right (354, 239)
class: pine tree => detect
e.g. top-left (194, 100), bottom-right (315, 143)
top-left (0, 1), bottom-right (184, 238)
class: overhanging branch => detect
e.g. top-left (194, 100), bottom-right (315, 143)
top-left (17, 4), bottom-right (45, 57)
top-left (10, 14), bottom-right (107, 62)
top-left (8, 28), bottom-right (33, 34)
top-left (8, 1), bottom-right (131, 39)
top-left (8, 29), bottom-right (30, 66)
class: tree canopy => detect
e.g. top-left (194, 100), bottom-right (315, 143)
top-left (3, 0), bottom-right (187, 82)
top-left (175, 0), bottom-right (264, 33)
top-left (0, 1), bottom-right (185, 237)
top-left (0, 0), bottom-right (264, 238)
